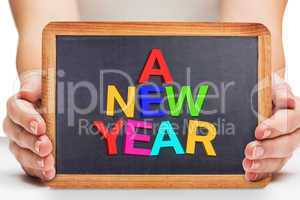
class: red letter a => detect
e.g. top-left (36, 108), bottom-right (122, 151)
top-left (93, 119), bottom-right (124, 155)
top-left (138, 49), bottom-right (173, 84)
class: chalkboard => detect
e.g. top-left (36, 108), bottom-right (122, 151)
top-left (42, 22), bottom-right (272, 188)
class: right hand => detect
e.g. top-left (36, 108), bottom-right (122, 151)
top-left (3, 70), bottom-right (55, 181)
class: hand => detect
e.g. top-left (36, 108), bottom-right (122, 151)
top-left (3, 70), bottom-right (55, 181)
top-left (243, 74), bottom-right (300, 181)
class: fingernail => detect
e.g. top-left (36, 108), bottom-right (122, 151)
top-left (42, 169), bottom-right (55, 180)
top-left (251, 161), bottom-right (260, 169)
top-left (245, 172), bottom-right (258, 181)
top-left (37, 160), bottom-right (44, 168)
top-left (263, 130), bottom-right (271, 138)
top-left (253, 146), bottom-right (264, 158)
top-left (35, 141), bottom-right (41, 153)
top-left (30, 121), bottom-right (38, 135)
top-left (250, 173), bottom-right (258, 181)
top-left (42, 171), bottom-right (49, 179)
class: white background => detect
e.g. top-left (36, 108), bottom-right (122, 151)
top-left (0, 0), bottom-right (19, 137)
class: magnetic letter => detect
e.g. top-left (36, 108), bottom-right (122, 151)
top-left (138, 49), bottom-right (173, 84)
top-left (186, 120), bottom-right (217, 156)
top-left (93, 119), bottom-right (124, 155)
top-left (106, 85), bottom-right (135, 117)
top-left (151, 121), bottom-right (184, 155)
top-left (124, 119), bottom-right (152, 156)
top-left (139, 85), bottom-right (166, 117)
top-left (166, 85), bottom-right (209, 117)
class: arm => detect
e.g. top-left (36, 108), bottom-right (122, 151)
top-left (3, 0), bottom-right (79, 181)
top-left (220, 0), bottom-right (287, 77)
top-left (10, 0), bottom-right (79, 74)
top-left (221, 0), bottom-right (300, 182)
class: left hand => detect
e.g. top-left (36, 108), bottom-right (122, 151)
top-left (243, 74), bottom-right (300, 181)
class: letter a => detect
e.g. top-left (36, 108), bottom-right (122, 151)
top-left (138, 49), bottom-right (173, 84)
top-left (151, 121), bottom-right (184, 155)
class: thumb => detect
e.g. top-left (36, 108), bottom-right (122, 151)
top-left (272, 73), bottom-right (295, 109)
top-left (17, 70), bottom-right (42, 103)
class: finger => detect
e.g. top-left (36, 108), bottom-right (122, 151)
top-left (18, 70), bottom-right (42, 103)
top-left (272, 74), bottom-right (295, 109)
top-left (255, 109), bottom-right (300, 139)
top-left (3, 117), bottom-right (52, 157)
top-left (246, 132), bottom-right (300, 159)
top-left (23, 166), bottom-right (56, 181)
top-left (42, 168), bottom-right (56, 181)
top-left (6, 95), bottom-right (46, 135)
top-left (9, 141), bottom-right (54, 171)
top-left (243, 157), bottom-right (290, 173)
top-left (245, 171), bottom-right (271, 182)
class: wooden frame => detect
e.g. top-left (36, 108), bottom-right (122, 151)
top-left (42, 22), bottom-right (272, 188)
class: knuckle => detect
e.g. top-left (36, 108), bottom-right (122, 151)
top-left (2, 117), bottom-right (10, 135)
top-left (22, 167), bottom-right (40, 179)
top-left (8, 141), bottom-right (14, 153)
top-left (6, 96), bottom-right (16, 114)
top-left (22, 167), bottom-right (34, 177)
top-left (15, 150), bottom-right (22, 163)
top-left (9, 141), bottom-right (21, 161)
top-left (14, 124), bottom-right (22, 136)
